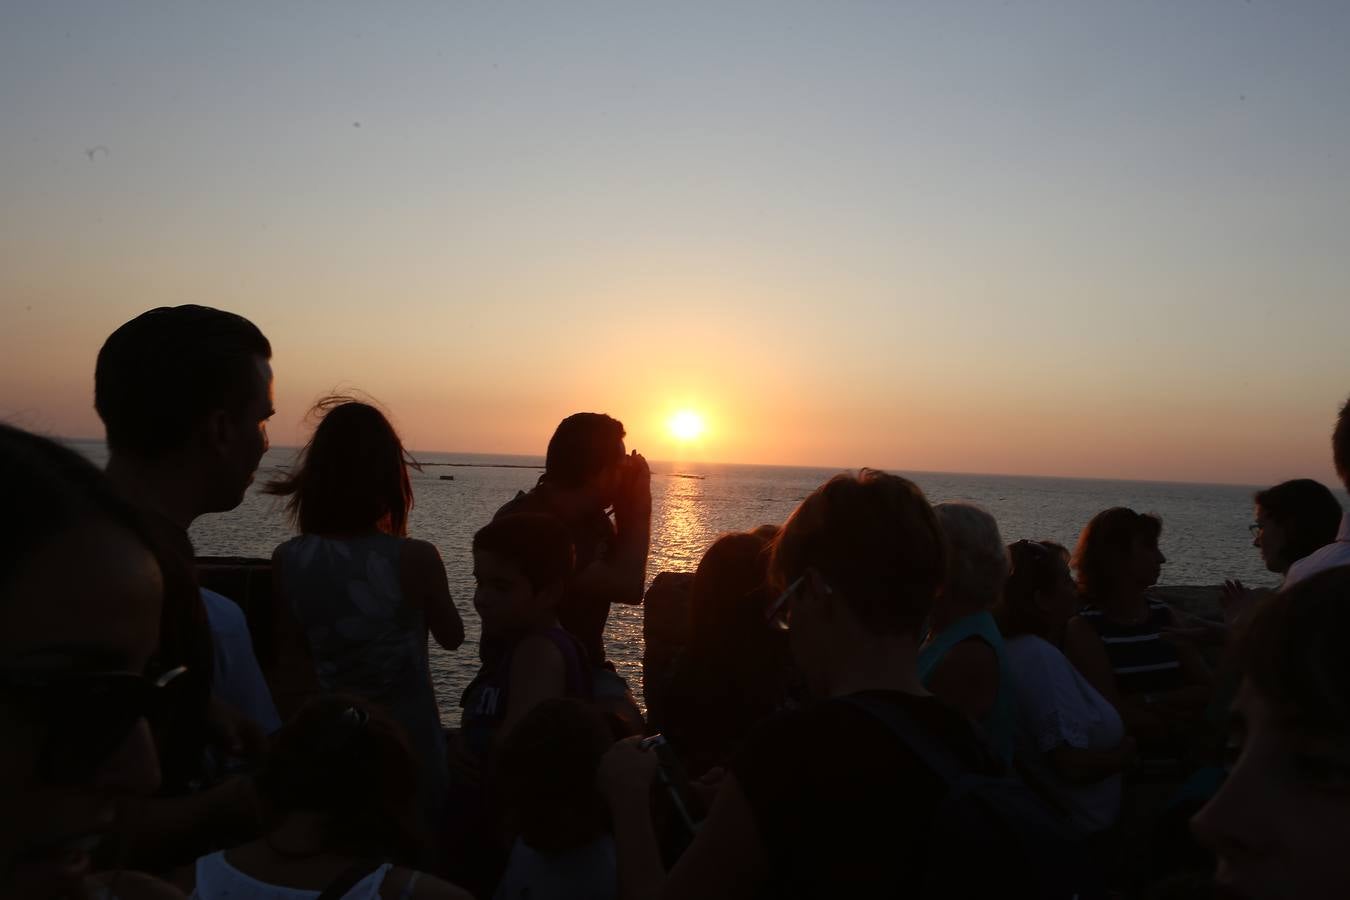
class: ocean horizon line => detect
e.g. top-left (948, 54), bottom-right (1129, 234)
top-left (56, 432), bottom-right (1290, 492)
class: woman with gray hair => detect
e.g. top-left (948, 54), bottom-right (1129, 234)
top-left (917, 502), bottom-right (1018, 764)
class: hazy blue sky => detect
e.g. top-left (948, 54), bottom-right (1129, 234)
top-left (2, 2), bottom-right (1348, 483)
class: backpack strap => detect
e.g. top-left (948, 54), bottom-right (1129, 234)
top-left (837, 694), bottom-right (976, 788)
top-left (315, 859), bottom-right (384, 900)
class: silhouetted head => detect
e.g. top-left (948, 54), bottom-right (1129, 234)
top-left (472, 513), bottom-right (575, 636)
top-left (1072, 507), bottom-right (1165, 599)
top-left (1191, 567), bottom-right (1350, 900)
top-left (994, 540), bottom-right (1075, 641)
top-left (266, 397), bottom-right (415, 537)
top-left (0, 424), bottom-right (167, 896)
top-left (1251, 479), bottom-right (1343, 575)
top-left (541, 413), bottom-right (627, 507)
top-left (770, 470), bottom-right (945, 693)
top-left (497, 698), bottom-right (613, 853)
top-left (688, 531), bottom-right (777, 657)
top-left (254, 695), bottom-right (423, 860)
top-left (1334, 397), bottom-right (1350, 495)
top-left (932, 503), bottom-right (1008, 622)
top-left (95, 306), bottom-right (273, 513)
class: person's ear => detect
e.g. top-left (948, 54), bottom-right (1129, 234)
top-left (203, 408), bottom-right (234, 456)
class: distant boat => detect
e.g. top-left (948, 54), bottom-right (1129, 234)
top-left (439, 474), bottom-right (455, 481)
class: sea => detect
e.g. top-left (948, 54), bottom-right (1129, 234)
top-left (68, 440), bottom-right (1345, 720)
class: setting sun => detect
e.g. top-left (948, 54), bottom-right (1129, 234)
top-left (668, 410), bottom-right (706, 442)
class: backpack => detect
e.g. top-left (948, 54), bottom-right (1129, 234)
top-left (839, 694), bottom-right (1096, 900)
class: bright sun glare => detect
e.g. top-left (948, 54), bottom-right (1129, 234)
top-left (668, 410), bottom-right (706, 441)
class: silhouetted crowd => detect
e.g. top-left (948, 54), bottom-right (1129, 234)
top-left (5, 305), bottom-right (1350, 900)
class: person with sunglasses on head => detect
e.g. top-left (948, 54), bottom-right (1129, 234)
top-left (996, 541), bottom-right (1135, 838)
top-left (597, 470), bottom-right (1060, 900)
top-left (188, 696), bottom-right (472, 900)
top-left (0, 423), bottom-right (188, 900)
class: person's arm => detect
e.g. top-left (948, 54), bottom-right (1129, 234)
top-left (600, 737), bottom-right (769, 900)
top-left (116, 777), bottom-right (258, 870)
top-left (496, 634), bottom-right (566, 743)
top-left (925, 638), bottom-right (999, 722)
top-left (574, 451), bottom-right (651, 607)
top-left (1063, 616), bottom-right (1167, 739)
top-left (401, 540), bottom-right (465, 651)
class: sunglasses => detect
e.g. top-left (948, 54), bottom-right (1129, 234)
top-left (0, 665), bottom-right (187, 784)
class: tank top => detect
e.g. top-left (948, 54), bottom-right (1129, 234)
top-left (1077, 600), bottom-right (1182, 695)
top-left (460, 627), bottom-right (593, 761)
top-left (274, 533), bottom-right (448, 804)
top-left (916, 610), bottom-right (1018, 766)
top-left (191, 851), bottom-right (410, 900)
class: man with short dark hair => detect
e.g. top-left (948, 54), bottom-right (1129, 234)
top-left (97, 306), bottom-right (281, 740)
top-left (495, 412), bottom-right (651, 670)
top-left (1285, 397), bottom-right (1350, 587)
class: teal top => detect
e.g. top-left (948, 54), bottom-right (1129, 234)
top-left (916, 610), bottom-right (1018, 766)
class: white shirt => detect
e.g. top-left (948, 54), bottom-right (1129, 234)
top-left (1005, 635), bottom-right (1125, 834)
top-left (493, 835), bottom-right (617, 900)
top-left (1284, 513), bottom-right (1350, 589)
top-left (202, 588), bottom-right (282, 734)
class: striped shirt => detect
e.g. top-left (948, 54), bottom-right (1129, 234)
top-left (1078, 600), bottom-right (1182, 695)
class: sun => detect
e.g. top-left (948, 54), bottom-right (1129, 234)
top-left (668, 410), bottom-right (706, 441)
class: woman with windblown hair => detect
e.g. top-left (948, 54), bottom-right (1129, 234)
top-left (267, 397), bottom-right (464, 830)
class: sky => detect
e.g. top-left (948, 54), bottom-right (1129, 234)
top-left (2, 2), bottom-right (1348, 485)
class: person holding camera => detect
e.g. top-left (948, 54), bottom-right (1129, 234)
top-left (494, 413), bottom-right (650, 734)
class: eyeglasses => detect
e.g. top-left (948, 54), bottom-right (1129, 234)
top-left (764, 572), bottom-right (833, 632)
top-left (1248, 522), bottom-right (1263, 537)
top-left (765, 575), bottom-right (804, 632)
top-left (0, 665), bottom-right (187, 784)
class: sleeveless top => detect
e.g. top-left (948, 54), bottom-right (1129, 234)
top-left (916, 610), bottom-right (1018, 765)
top-left (274, 533), bottom-right (448, 801)
top-left (460, 627), bottom-right (593, 761)
top-left (1077, 599), bottom-right (1182, 695)
top-left (191, 851), bottom-right (418, 900)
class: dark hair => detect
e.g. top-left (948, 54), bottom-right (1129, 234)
top-left (689, 531), bottom-right (777, 655)
top-left (1334, 397), bottom-right (1350, 493)
top-left (1253, 479), bottom-right (1343, 570)
top-left (0, 423), bottom-right (161, 598)
top-left (770, 469), bottom-right (946, 637)
top-left (95, 306), bottom-right (272, 457)
top-left (543, 413), bottom-right (625, 489)
top-left (497, 698), bottom-right (613, 852)
top-left (1072, 507), bottom-right (1162, 598)
top-left (266, 398), bottom-right (416, 537)
top-left (254, 695), bottom-right (424, 859)
top-left (473, 513), bottom-right (575, 592)
top-left (994, 540), bottom-right (1070, 639)
top-left (1239, 567), bottom-right (1350, 738)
